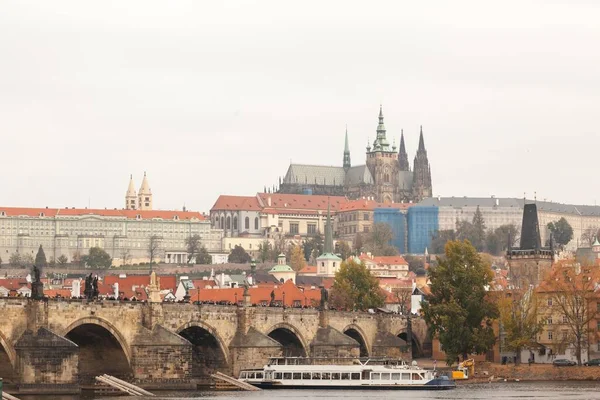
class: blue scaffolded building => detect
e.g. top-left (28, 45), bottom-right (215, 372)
top-left (407, 206), bottom-right (439, 254)
top-left (374, 208), bottom-right (406, 253)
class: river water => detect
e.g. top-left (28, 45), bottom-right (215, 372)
top-left (14, 381), bottom-right (600, 400)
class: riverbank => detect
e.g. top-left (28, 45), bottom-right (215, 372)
top-left (463, 362), bottom-right (600, 383)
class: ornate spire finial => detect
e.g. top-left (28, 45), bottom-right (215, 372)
top-left (418, 125), bottom-right (425, 152)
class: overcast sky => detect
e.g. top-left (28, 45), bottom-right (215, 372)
top-left (1, 1), bottom-right (599, 212)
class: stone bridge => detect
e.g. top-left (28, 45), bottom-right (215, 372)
top-left (0, 298), bottom-right (430, 391)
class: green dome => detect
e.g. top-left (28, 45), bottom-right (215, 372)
top-left (270, 264), bottom-right (293, 273)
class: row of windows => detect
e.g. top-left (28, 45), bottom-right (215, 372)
top-left (215, 216), bottom-right (259, 231)
top-left (339, 213), bottom-right (370, 222)
top-left (272, 372), bottom-right (360, 380)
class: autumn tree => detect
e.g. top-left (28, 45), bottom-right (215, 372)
top-left (543, 265), bottom-right (600, 365)
top-left (547, 218), bottom-right (573, 247)
top-left (148, 235), bottom-right (163, 264)
top-left (363, 223), bottom-right (399, 256)
top-left (580, 226), bottom-right (600, 247)
top-left (289, 244), bottom-right (307, 271)
top-left (57, 255), bottom-right (69, 266)
top-left (421, 240), bottom-right (498, 364)
top-left (196, 246), bottom-right (212, 264)
top-left (486, 224), bottom-right (520, 255)
top-left (404, 255), bottom-right (425, 273)
top-left (185, 234), bottom-right (201, 263)
top-left (330, 259), bottom-right (385, 311)
top-left (228, 245), bottom-right (251, 263)
top-left (258, 240), bottom-right (272, 263)
top-left (498, 289), bottom-right (545, 365)
top-left (303, 235), bottom-right (323, 263)
top-left (81, 247), bottom-right (112, 269)
top-left (9, 253), bottom-right (21, 267)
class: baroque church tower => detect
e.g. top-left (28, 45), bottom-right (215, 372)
top-left (412, 127), bottom-right (432, 200)
top-left (137, 172), bottom-right (153, 211)
top-left (125, 175), bottom-right (137, 210)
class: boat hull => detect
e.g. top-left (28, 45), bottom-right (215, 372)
top-left (248, 378), bottom-right (456, 390)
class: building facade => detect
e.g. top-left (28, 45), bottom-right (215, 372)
top-left (337, 198), bottom-right (409, 243)
top-left (0, 207), bottom-right (223, 266)
top-left (374, 207), bottom-right (408, 253)
top-left (277, 106), bottom-right (433, 204)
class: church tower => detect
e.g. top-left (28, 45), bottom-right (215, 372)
top-left (398, 129), bottom-right (410, 171)
top-left (316, 200), bottom-right (342, 277)
top-left (412, 126), bottom-right (432, 201)
top-left (365, 105), bottom-right (399, 203)
top-left (125, 175), bottom-right (137, 210)
top-left (343, 126), bottom-right (351, 172)
top-left (138, 172), bottom-right (153, 210)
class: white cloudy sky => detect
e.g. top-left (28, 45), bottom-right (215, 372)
top-left (1, 0), bottom-right (599, 212)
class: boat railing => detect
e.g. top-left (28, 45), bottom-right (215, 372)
top-left (266, 356), bottom-right (410, 367)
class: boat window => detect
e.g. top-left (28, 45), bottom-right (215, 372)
top-left (381, 373), bottom-right (390, 380)
top-left (240, 372), bottom-right (247, 379)
top-left (256, 372), bottom-right (263, 379)
top-left (302, 372), bottom-right (311, 380)
top-left (391, 373), bottom-right (400, 380)
top-left (401, 373), bottom-right (410, 380)
top-left (332, 372), bottom-right (340, 380)
top-left (412, 373), bottom-right (423, 380)
top-left (322, 373), bottom-right (330, 380)
top-left (342, 373), bottom-right (350, 380)
top-left (283, 373), bottom-right (292, 380)
top-left (371, 373), bottom-right (380, 380)
top-left (312, 372), bottom-right (321, 380)
top-left (293, 373), bottom-right (301, 380)
top-left (351, 373), bottom-right (360, 380)
top-left (274, 372), bottom-right (282, 379)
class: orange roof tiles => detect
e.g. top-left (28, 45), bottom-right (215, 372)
top-left (298, 266), bottom-right (317, 275)
top-left (211, 195), bottom-right (261, 211)
top-left (360, 254), bottom-right (408, 266)
top-left (257, 193), bottom-right (348, 213)
top-left (44, 289), bottom-right (72, 298)
top-left (0, 207), bottom-right (205, 220)
top-left (338, 199), bottom-right (412, 212)
top-left (0, 279), bottom-right (30, 290)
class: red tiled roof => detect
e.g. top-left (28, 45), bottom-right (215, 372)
top-left (360, 254), bottom-right (408, 265)
top-left (44, 289), bottom-right (72, 298)
top-left (103, 274), bottom-right (177, 292)
top-left (210, 195), bottom-right (261, 211)
top-left (338, 199), bottom-right (412, 212)
top-left (257, 193), bottom-right (348, 213)
top-left (0, 279), bottom-right (30, 290)
top-left (298, 266), bottom-right (317, 275)
top-left (0, 207), bottom-right (205, 220)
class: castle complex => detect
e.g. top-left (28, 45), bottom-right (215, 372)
top-left (277, 106), bottom-right (433, 203)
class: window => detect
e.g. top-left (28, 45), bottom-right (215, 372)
top-left (331, 373), bottom-right (340, 380)
top-left (312, 372), bottom-right (321, 380)
top-left (562, 315), bottom-right (568, 323)
top-left (292, 373), bottom-right (301, 380)
top-left (233, 217), bottom-right (238, 230)
top-left (341, 373), bottom-right (350, 380)
top-left (381, 373), bottom-right (390, 380)
top-left (351, 373), bottom-right (360, 380)
top-left (290, 223), bottom-right (299, 234)
top-left (401, 373), bottom-right (410, 380)
top-left (245, 217), bottom-right (249, 229)
top-left (391, 373), bottom-right (400, 380)
top-left (371, 373), bottom-right (380, 380)
top-left (548, 298), bottom-right (553, 306)
top-left (283, 373), bottom-right (292, 380)
top-left (322, 373), bottom-right (330, 380)
top-left (547, 317), bottom-right (553, 325)
top-left (548, 331), bottom-right (553, 340)
top-left (363, 213), bottom-right (369, 221)
top-left (274, 372), bottom-right (282, 379)
top-left (226, 216), bottom-right (231, 229)
top-left (307, 224), bottom-right (317, 234)
top-left (302, 372), bottom-right (311, 380)
top-left (254, 217), bottom-right (259, 230)
top-left (363, 226), bottom-right (369, 233)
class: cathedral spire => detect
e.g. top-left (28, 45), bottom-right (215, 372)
top-left (125, 174), bottom-right (137, 210)
top-left (372, 104), bottom-right (390, 151)
top-left (398, 129), bottom-right (410, 171)
top-left (343, 126), bottom-right (351, 171)
top-left (418, 125), bottom-right (426, 153)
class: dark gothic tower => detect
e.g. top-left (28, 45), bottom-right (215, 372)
top-left (343, 126), bottom-right (351, 172)
top-left (398, 129), bottom-right (410, 171)
top-left (412, 126), bottom-right (432, 201)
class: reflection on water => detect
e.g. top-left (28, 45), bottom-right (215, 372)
top-left (14, 381), bottom-right (600, 400)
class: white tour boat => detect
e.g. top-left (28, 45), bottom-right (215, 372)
top-left (238, 357), bottom-right (456, 390)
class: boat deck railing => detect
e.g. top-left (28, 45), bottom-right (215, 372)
top-left (267, 356), bottom-right (411, 367)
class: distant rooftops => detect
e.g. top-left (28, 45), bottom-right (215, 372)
top-left (0, 207), bottom-right (206, 221)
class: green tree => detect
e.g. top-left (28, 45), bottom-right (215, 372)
top-left (228, 245), bottom-right (251, 263)
top-left (421, 240), bottom-right (498, 364)
top-left (57, 255), bottom-right (69, 266)
top-left (9, 253), bottom-right (20, 267)
top-left (430, 230), bottom-right (456, 254)
top-left (364, 223), bottom-right (399, 256)
top-left (21, 253), bottom-right (34, 267)
top-left (547, 218), bottom-right (573, 247)
top-left (290, 244), bottom-right (306, 271)
top-left (353, 232), bottom-right (364, 254)
top-left (335, 241), bottom-right (352, 261)
top-left (196, 246), bottom-right (212, 264)
top-left (34, 245), bottom-right (48, 268)
top-left (486, 224), bottom-right (520, 255)
top-left (470, 206), bottom-right (486, 252)
top-left (580, 226), bottom-right (599, 247)
top-left (258, 240), bottom-right (271, 263)
top-left (185, 234), bottom-right (201, 263)
top-left (404, 254), bottom-right (425, 273)
top-left (498, 289), bottom-right (545, 365)
top-left (330, 259), bottom-right (385, 311)
top-left (81, 247), bottom-right (112, 269)
top-left (303, 235), bottom-right (323, 262)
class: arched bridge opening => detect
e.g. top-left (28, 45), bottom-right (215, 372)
top-left (0, 339), bottom-right (15, 384)
top-left (268, 327), bottom-right (306, 357)
top-left (179, 326), bottom-right (228, 378)
top-left (398, 332), bottom-right (422, 359)
top-left (65, 324), bottom-right (132, 383)
top-left (343, 328), bottom-right (369, 357)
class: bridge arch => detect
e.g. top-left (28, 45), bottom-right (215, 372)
top-left (0, 329), bottom-right (16, 369)
top-left (177, 321), bottom-right (230, 377)
top-left (61, 317), bottom-right (132, 363)
top-left (266, 323), bottom-right (308, 357)
top-left (342, 324), bottom-right (370, 357)
top-left (0, 329), bottom-right (16, 382)
top-left (397, 330), bottom-right (422, 358)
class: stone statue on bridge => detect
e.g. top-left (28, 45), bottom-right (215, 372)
top-left (31, 245), bottom-right (46, 300)
top-left (83, 273), bottom-right (98, 300)
top-left (320, 286), bottom-right (328, 310)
